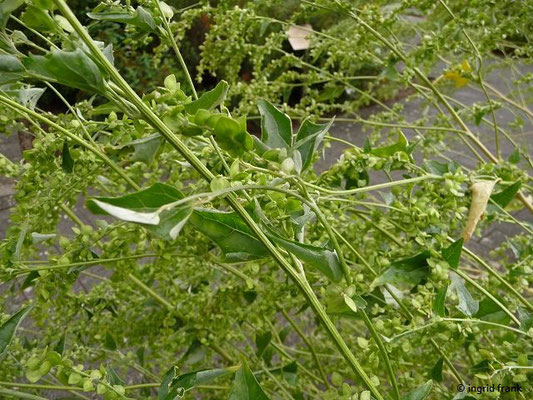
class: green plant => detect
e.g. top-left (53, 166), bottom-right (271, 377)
top-left (0, 1), bottom-right (532, 400)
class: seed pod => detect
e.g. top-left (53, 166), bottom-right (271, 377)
top-left (280, 157), bottom-right (295, 174)
top-left (462, 180), bottom-right (496, 241)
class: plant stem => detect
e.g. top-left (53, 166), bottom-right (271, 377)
top-left (360, 310), bottom-right (401, 400)
top-left (153, 0), bottom-right (198, 100)
top-left (0, 95), bottom-right (140, 190)
top-left (278, 307), bottom-right (331, 388)
top-left (0, 388), bottom-right (49, 400)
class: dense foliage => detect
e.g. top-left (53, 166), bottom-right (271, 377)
top-left (0, 1), bottom-right (532, 400)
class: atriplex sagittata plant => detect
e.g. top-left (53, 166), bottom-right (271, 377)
top-left (0, 0), bottom-right (532, 399)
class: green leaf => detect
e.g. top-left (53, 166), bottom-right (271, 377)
top-left (184, 81), bottom-right (229, 114)
top-left (87, 183), bottom-right (191, 240)
top-left (433, 284), bottom-right (448, 317)
top-left (88, 6), bottom-right (156, 31)
top-left (508, 148), bottom-right (520, 164)
top-left (214, 115), bottom-right (253, 157)
top-left (104, 332), bottom-right (117, 351)
top-left (229, 358), bottom-right (270, 400)
top-left (370, 131), bottom-right (408, 157)
top-left (474, 296), bottom-right (511, 326)
top-left (61, 142), bottom-right (74, 173)
top-left (0, 0), bottom-right (24, 28)
top-left (442, 238), bottom-right (463, 270)
top-left (490, 181), bottom-right (521, 209)
top-left (326, 292), bottom-right (367, 317)
top-left (450, 273), bottom-right (478, 317)
top-left (255, 331), bottom-right (272, 358)
top-left (106, 366), bottom-right (124, 386)
top-left (159, 365), bottom-right (237, 400)
top-left (189, 210), bottom-right (269, 262)
top-left (123, 133), bottom-right (164, 164)
top-left (21, 5), bottom-right (56, 31)
top-left (430, 358), bottom-right (444, 382)
top-left (54, 332), bottom-right (66, 355)
top-left (470, 359), bottom-right (490, 374)
top-left (0, 54), bottom-right (24, 72)
top-left (371, 251), bottom-right (431, 289)
top-left (424, 160), bottom-right (459, 176)
top-left (31, 232), bottom-right (56, 243)
top-left (0, 306), bottom-right (32, 355)
top-left (24, 48), bottom-right (107, 94)
top-left (402, 380), bottom-right (432, 400)
top-left (257, 99), bottom-right (292, 149)
top-left (293, 118), bottom-right (333, 171)
top-left (518, 307), bottom-right (533, 331)
top-left (265, 227), bottom-right (343, 282)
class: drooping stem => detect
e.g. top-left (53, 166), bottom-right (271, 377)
top-left (52, 2), bottom-right (385, 397)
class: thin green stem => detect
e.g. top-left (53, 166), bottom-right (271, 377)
top-left (0, 94), bottom-right (140, 190)
top-left (153, 0), bottom-right (198, 99)
top-left (360, 310), bottom-right (401, 400)
top-left (278, 307), bottom-right (331, 389)
top-left (0, 388), bottom-right (49, 400)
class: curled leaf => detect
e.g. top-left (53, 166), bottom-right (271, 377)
top-left (462, 180), bottom-right (496, 242)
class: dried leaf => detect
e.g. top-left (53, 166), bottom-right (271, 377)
top-left (287, 24), bottom-right (312, 51)
top-left (462, 180), bottom-right (496, 242)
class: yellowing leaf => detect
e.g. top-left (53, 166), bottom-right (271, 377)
top-left (461, 60), bottom-right (472, 73)
top-left (462, 180), bottom-right (496, 241)
top-left (442, 71), bottom-right (469, 88)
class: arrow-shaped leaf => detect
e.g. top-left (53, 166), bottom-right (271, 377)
top-left (0, 306), bottom-right (32, 355)
top-left (23, 48), bottom-right (107, 94)
top-left (257, 99), bottom-right (292, 149)
top-left (184, 80), bottom-right (229, 114)
top-left (189, 209), bottom-right (269, 262)
top-left (87, 183), bottom-right (191, 240)
top-left (371, 251), bottom-right (431, 289)
top-left (159, 365), bottom-right (238, 400)
top-left (229, 358), bottom-right (270, 400)
top-left (265, 226), bottom-right (343, 282)
top-left (293, 118), bottom-right (333, 171)
top-left (442, 238), bottom-right (463, 270)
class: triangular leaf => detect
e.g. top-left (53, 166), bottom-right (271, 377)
top-left (490, 181), bottom-right (521, 209)
top-left (87, 183), bottom-right (191, 239)
top-left (184, 80), bottom-right (229, 114)
top-left (159, 365), bottom-right (237, 400)
top-left (450, 273), bottom-right (479, 317)
top-left (88, 6), bottom-right (156, 31)
top-left (257, 99), bottom-right (292, 149)
top-left (189, 210), bottom-right (269, 262)
top-left (293, 118), bottom-right (333, 170)
top-left (23, 48), bottom-right (107, 94)
top-left (430, 358), bottom-right (443, 382)
top-left (402, 380), bottom-right (433, 400)
top-left (229, 358), bottom-right (270, 400)
top-left (474, 296), bottom-right (511, 326)
top-left (371, 251), bottom-right (431, 289)
top-left (61, 141), bottom-right (74, 173)
top-left (265, 226), bottom-right (343, 282)
top-left (0, 306), bottom-right (32, 354)
top-left (433, 284), bottom-right (448, 317)
top-left (370, 131), bottom-right (408, 158)
top-left (442, 238), bottom-right (463, 270)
